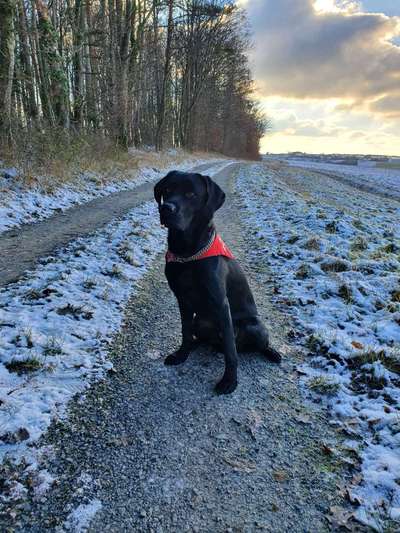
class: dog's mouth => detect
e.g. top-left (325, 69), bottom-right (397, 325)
top-left (160, 213), bottom-right (178, 229)
top-left (160, 213), bottom-right (171, 226)
top-left (160, 213), bottom-right (191, 231)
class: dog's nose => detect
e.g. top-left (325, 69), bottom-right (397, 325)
top-left (161, 202), bottom-right (177, 214)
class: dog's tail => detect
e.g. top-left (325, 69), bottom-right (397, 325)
top-left (264, 346), bottom-right (282, 363)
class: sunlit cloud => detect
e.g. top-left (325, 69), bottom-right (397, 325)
top-left (313, 0), bottom-right (361, 13)
top-left (241, 0), bottom-right (400, 154)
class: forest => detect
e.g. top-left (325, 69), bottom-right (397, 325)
top-left (0, 0), bottom-right (266, 159)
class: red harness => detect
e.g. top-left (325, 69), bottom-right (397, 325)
top-left (166, 232), bottom-right (235, 263)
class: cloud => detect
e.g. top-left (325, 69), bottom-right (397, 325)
top-left (369, 93), bottom-right (400, 117)
top-left (245, 0), bottom-right (400, 115)
top-left (269, 113), bottom-right (349, 138)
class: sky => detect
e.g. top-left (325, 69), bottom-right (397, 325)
top-left (238, 0), bottom-right (400, 155)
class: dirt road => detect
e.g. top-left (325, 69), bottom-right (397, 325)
top-left (0, 161), bottom-right (222, 287)
top-left (5, 163), bottom-right (351, 533)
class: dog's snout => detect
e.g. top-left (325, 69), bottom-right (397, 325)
top-left (161, 201), bottom-right (177, 214)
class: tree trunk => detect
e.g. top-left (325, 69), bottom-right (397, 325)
top-left (155, 0), bottom-right (173, 150)
top-left (35, 0), bottom-right (69, 127)
top-left (18, 0), bottom-right (38, 123)
top-left (0, 0), bottom-right (16, 142)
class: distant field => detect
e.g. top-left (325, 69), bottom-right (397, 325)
top-left (377, 161), bottom-right (400, 169)
top-left (284, 158), bottom-right (400, 201)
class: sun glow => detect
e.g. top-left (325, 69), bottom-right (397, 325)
top-left (314, 0), bottom-right (337, 12)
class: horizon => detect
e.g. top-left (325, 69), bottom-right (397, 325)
top-left (239, 0), bottom-right (400, 157)
top-left (264, 150), bottom-right (399, 157)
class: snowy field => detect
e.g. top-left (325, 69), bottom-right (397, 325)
top-left (0, 156), bottom-right (225, 234)
top-left (285, 158), bottom-right (400, 201)
top-left (237, 163), bottom-right (400, 531)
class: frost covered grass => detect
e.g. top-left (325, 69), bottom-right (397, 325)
top-left (0, 201), bottom-right (164, 464)
top-left (237, 163), bottom-right (400, 531)
top-left (0, 152), bottom-right (226, 234)
top-left (285, 158), bottom-right (400, 201)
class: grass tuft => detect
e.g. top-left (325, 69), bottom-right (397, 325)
top-left (56, 304), bottom-right (93, 320)
top-left (338, 284), bottom-right (353, 304)
top-left (303, 237), bottom-right (322, 251)
top-left (295, 264), bottom-right (310, 279)
top-left (350, 236), bottom-right (368, 252)
top-left (43, 336), bottom-right (63, 356)
top-left (5, 358), bottom-right (42, 375)
top-left (320, 258), bottom-right (350, 273)
top-left (286, 234), bottom-right (300, 245)
top-left (325, 221), bottom-right (338, 234)
top-left (307, 376), bottom-right (340, 395)
top-left (391, 290), bottom-right (400, 303)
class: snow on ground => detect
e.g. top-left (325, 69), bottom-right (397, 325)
top-left (0, 156), bottom-right (225, 234)
top-left (0, 201), bottom-right (164, 465)
top-left (284, 158), bottom-right (400, 201)
top-left (236, 163), bottom-right (400, 531)
top-left (63, 499), bottom-right (102, 532)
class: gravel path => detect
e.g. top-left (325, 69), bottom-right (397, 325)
top-left (4, 163), bottom-right (353, 533)
top-left (0, 161), bottom-right (221, 287)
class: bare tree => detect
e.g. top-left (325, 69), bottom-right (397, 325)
top-left (0, 0), bottom-right (267, 158)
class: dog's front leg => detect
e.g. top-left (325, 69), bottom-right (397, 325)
top-left (164, 299), bottom-right (195, 366)
top-left (214, 297), bottom-right (238, 395)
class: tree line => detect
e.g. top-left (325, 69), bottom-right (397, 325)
top-left (0, 0), bottom-right (267, 158)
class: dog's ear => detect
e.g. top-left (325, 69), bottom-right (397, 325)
top-left (154, 172), bottom-right (173, 204)
top-left (200, 174), bottom-right (225, 218)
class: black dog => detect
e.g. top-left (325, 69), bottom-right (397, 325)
top-left (154, 171), bottom-right (281, 394)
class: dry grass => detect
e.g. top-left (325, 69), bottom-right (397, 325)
top-left (320, 257), bottom-right (350, 273)
top-left (325, 221), bottom-right (338, 234)
top-left (349, 348), bottom-right (400, 375)
top-left (295, 264), bottom-right (311, 279)
top-left (1, 129), bottom-right (222, 191)
top-left (5, 357), bottom-right (42, 375)
top-left (307, 376), bottom-right (340, 395)
top-left (350, 236), bottom-right (368, 252)
top-left (303, 237), bottom-right (322, 251)
top-left (43, 336), bottom-right (63, 356)
top-left (338, 284), bottom-right (353, 304)
top-left (286, 234), bottom-right (300, 244)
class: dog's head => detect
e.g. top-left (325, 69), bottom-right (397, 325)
top-left (154, 171), bottom-right (225, 230)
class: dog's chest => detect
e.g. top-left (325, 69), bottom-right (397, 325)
top-left (166, 265), bottom-right (203, 304)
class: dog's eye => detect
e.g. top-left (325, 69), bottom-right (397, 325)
top-left (165, 188), bottom-right (171, 194)
top-left (185, 192), bottom-right (195, 199)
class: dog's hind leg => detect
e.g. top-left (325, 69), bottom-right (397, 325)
top-left (192, 315), bottom-right (221, 347)
top-left (236, 318), bottom-right (281, 363)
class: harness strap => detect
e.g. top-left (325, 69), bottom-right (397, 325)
top-left (166, 232), bottom-right (235, 263)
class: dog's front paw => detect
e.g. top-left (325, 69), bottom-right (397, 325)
top-left (164, 350), bottom-right (189, 366)
top-left (215, 375), bottom-right (237, 395)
